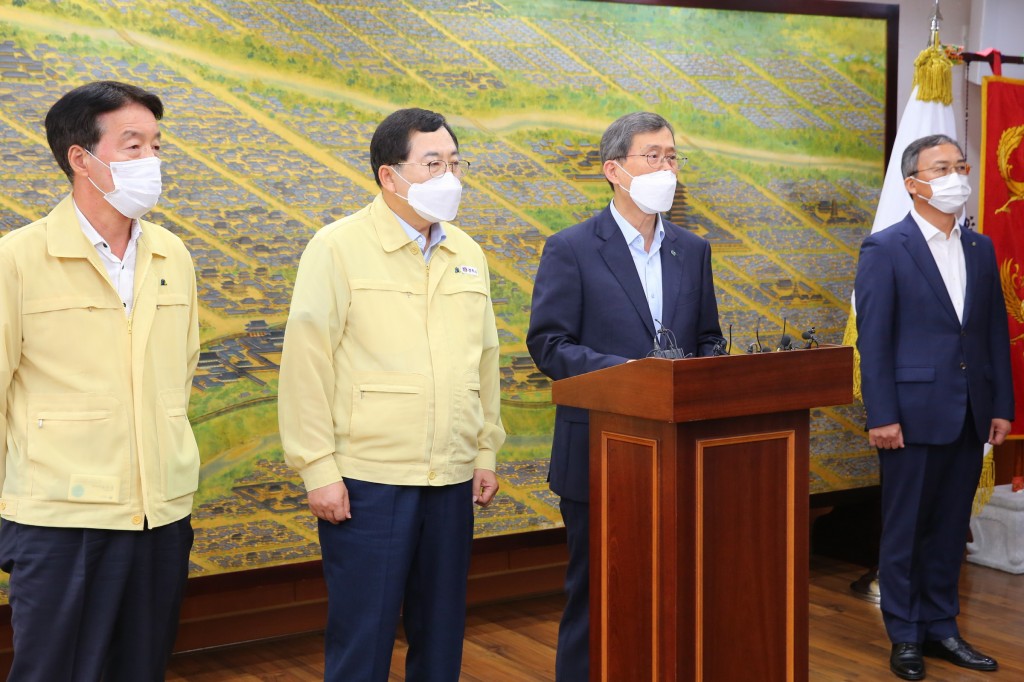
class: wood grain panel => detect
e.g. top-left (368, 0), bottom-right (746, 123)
top-left (596, 432), bottom-right (659, 680)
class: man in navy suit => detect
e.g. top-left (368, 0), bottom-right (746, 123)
top-left (855, 134), bottom-right (1013, 680)
top-left (527, 112), bottom-right (724, 681)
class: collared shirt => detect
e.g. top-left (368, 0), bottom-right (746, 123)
top-left (609, 200), bottom-right (665, 327)
top-left (73, 201), bottom-right (142, 317)
top-left (394, 212), bottom-right (447, 263)
top-left (911, 206), bottom-right (966, 322)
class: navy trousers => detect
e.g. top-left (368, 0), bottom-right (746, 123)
top-left (0, 516), bottom-right (193, 682)
top-left (878, 411), bottom-right (984, 644)
top-left (557, 497), bottom-right (589, 682)
top-left (318, 478), bottom-right (474, 682)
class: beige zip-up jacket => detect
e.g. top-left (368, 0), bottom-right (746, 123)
top-left (278, 194), bottom-right (505, 492)
top-left (0, 196), bottom-right (201, 530)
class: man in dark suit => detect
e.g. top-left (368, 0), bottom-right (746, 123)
top-left (855, 134), bottom-right (1013, 680)
top-left (527, 111), bottom-right (724, 681)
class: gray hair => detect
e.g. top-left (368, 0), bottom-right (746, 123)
top-left (901, 134), bottom-right (965, 178)
top-left (600, 112), bottom-right (675, 164)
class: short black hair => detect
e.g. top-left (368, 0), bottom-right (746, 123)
top-left (45, 80), bottom-right (164, 182)
top-left (369, 108), bottom-right (458, 187)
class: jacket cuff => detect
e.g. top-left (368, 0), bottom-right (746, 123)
top-left (299, 456), bottom-right (343, 492)
top-left (474, 448), bottom-right (496, 472)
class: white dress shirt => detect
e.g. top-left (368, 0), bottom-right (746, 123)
top-left (74, 201), bottom-right (142, 317)
top-left (911, 206), bottom-right (966, 323)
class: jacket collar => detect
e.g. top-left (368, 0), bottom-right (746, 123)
top-left (45, 194), bottom-right (168, 259)
top-left (370, 193), bottom-right (458, 256)
top-left (595, 205), bottom-right (657, 339)
top-left (896, 213), bottom-right (961, 325)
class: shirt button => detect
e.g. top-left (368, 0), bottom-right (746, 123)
top-left (131, 514), bottom-right (143, 525)
top-left (960, 362), bottom-right (967, 370)
top-left (0, 502), bottom-right (6, 511)
top-left (428, 471), bottom-right (436, 481)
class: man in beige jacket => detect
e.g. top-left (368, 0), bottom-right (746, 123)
top-left (0, 81), bottom-right (200, 681)
top-left (279, 108), bottom-right (504, 681)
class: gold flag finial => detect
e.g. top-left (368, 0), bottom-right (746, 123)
top-left (929, 0), bottom-right (943, 48)
top-left (914, 1), bottom-right (953, 105)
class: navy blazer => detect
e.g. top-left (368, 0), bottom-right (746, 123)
top-left (526, 206), bottom-right (724, 502)
top-left (854, 213), bottom-right (1014, 445)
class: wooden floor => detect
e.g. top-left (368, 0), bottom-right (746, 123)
top-left (167, 556), bottom-right (1024, 681)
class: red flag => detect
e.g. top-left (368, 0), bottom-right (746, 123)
top-left (980, 76), bottom-right (1024, 433)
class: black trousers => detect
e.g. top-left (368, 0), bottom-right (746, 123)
top-left (0, 516), bottom-right (193, 682)
top-left (878, 409), bottom-right (984, 644)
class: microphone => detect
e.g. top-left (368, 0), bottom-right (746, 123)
top-left (776, 318), bottom-right (793, 351)
top-left (712, 324), bottom-right (731, 356)
top-left (649, 320), bottom-right (691, 359)
top-left (747, 317), bottom-right (763, 354)
top-left (801, 326), bottom-right (820, 348)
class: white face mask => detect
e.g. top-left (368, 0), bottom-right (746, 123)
top-left (915, 172), bottom-right (972, 215)
top-left (615, 164), bottom-right (677, 214)
top-left (392, 168), bottom-right (463, 224)
top-left (86, 150), bottom-right (162, 219)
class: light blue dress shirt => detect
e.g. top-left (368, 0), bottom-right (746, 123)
top-left (609, 200), bottom-right (665, 328)
top-left (394, 212), bottom-right (447, 263)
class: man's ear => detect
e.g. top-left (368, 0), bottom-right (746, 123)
top-left (68, 145), bottom-right (90, 178)
top-left (904, 175), bottom-right (919, 197)
top-left (379, 165), bottom-right (399, 193)
top-left (603, 159), bottom-right (621, 187)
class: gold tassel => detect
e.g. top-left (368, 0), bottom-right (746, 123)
top-left (842, 311), bottom-right (862, 402)
top-left (913, 43), bottom-right (954, 105)
top-left (973, 449), bottom-right (995, 516)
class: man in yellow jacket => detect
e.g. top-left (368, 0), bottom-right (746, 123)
top-left (0, 81), bottom-right (200, 681)
top-left (279, 108), bottom-right (505, 681)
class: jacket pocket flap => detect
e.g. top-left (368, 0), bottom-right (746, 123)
top-left (156, 293), bottom-right (190, 306)
top-left (24, 297), bottom-right (121, 314)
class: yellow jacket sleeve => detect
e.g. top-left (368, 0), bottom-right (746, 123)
top-left (278, 231), bottom-right (349, 492)
top-left (475, 257), bottom-right (505, 471)
top-left (0, 245), bottom-right (22, 494)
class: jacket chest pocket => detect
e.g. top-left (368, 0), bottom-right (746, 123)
top-left (22, 297), bottom-right (123, 364)
top-left (438, 277), bottom-right (488, 348)
top-left (153, 293), bottom-right (191, 339)
top-left (349, 279), bottom-right (425, 352)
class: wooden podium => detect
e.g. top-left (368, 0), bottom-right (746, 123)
top-left (551, 345), bottom-right (854, 682)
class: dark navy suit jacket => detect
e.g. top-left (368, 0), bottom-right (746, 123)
top-left (854, 213), bottom-right (1014, 444)
top-left (526, 206), bottom-right (724, 502)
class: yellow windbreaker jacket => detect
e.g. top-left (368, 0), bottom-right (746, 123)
top-left (278, 194), bottom-right (505, 492)
top-left (0, 196), bottom-right (201, 530)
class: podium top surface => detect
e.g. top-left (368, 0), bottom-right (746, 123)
top-left (551, 344), bottom-right (854, 423)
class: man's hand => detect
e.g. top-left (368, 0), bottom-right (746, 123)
top-left (307, 481), bottom-right (351, 524)
top-left (869, 423), bottom-right (904, 450)
top-left (472, 468), bottom-right (498, 507)
top-left (990, 418), bottom-right (1012, 446)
